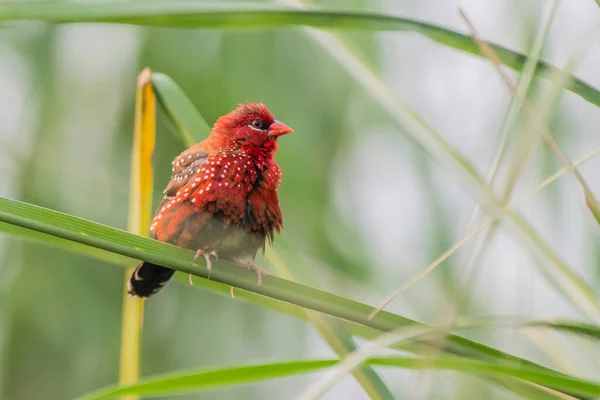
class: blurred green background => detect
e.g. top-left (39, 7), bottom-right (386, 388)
top-left (1, 0), bottom-right (600, 399)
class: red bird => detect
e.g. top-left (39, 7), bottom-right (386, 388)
top-left (127, 102), bottom-right (293, 298)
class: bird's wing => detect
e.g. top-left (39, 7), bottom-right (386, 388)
top-left (163, 144), bottom-right (210, 199)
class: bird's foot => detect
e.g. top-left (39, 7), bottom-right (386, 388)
top-left (248, 263), bottom-right (266, 285)
top-left (192, 249), bottom-right (219, 283)
top-left (230, 261), bottom-right (265, 285)
top-left (227, 260), bottom-right (265, 285)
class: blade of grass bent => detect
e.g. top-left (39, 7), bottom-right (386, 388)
top-left (77, 359), bottom-right (339, 400)
top-left (0, 2), bottom-right (598, 108)
top-left (75, 353), bottom-right (600, 400)
top-left (119, 68), bottom-right (156, 400)
top-left (150, 71), bottom-right (395, 400)
top-left (151, 73), bottom-right (210, 147)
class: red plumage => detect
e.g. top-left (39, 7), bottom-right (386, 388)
top-left (128, 102), bottom-right (293, 298)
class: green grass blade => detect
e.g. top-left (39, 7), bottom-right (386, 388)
top-left (0, 2), bottom-right (597, 108)
top-left (119, 67), bottom-right (157, 400)
top-left (150, 72), bottom-right (210, 146)
top-left (0, 195), bottom-right (586, 398)
top-left (76, 359), bottom-right (338, 400)
top-left (75, 352), bottom-right (600, 400)
top-left (369, 357), bottom-right (600, 398)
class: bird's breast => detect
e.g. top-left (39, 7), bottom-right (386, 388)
top-left (150, 150), bottom-right (284, 251)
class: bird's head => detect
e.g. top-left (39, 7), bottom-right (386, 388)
top-left (210, 102), bottom-right (293, 155)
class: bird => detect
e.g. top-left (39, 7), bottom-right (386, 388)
top-left (127, 102), bottom-right (293, 299)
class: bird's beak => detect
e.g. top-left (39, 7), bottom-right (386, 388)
top-left (268, 120), bottom-right (294, 137)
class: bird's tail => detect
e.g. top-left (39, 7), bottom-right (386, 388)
top-left (127, 262), bottom-right (176, 299)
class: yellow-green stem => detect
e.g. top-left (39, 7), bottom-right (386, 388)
top-left (119, 68), bottom-right (156, 400)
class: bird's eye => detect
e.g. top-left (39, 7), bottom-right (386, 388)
top-left (249, 119), bottom-right (269, 131)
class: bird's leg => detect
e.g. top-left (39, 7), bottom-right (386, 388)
top-left (192, 249), bottom-right (219, 282)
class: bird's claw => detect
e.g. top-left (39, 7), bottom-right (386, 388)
top-left (246, 263), bottom-right (266, 285)
top-left (192, 249), bottom-right (219, 282)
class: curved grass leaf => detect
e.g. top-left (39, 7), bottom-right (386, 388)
top-left (0, 2), bottom-right (597, 108)
top-left (118, 67), bottom-right (157, 400)
top-left (76, 354), bottom-right (600, 400)
top-left (370, 356), bottom-right (600, 398)
top-left (151, 73), bottom-right (211, 147)
top-left (76, 359), bottom-right (338, 400)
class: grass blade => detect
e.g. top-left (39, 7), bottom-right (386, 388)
top-left (369, 357), bottom-right (600, 398)
top-left (76, 352), bottom-right (600, 400)
top-left (118, 68), bottom-right (156, 400)
top-left (77, 359), bottom-right (338, 400)
top-left (0, 2), bottom-right (597, 108)
top-left (150, 72), bottom-right (210, 146)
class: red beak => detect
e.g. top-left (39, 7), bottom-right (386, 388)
top-left (268, 120), bottom-right (294, 137)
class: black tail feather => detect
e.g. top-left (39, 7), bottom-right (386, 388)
top-left (127, 262), bottom-right (176, 298)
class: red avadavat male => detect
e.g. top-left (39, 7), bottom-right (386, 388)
top-left (128, 103), bottom-right (293, 298)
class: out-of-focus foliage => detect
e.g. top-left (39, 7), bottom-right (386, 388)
top-left (1, 0), bottom-right (600, 399)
